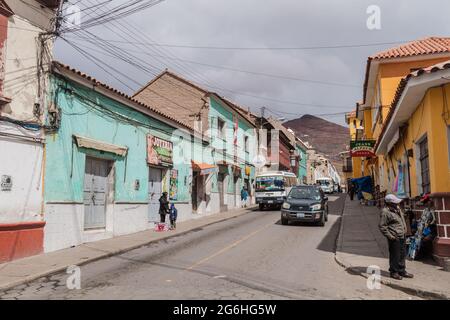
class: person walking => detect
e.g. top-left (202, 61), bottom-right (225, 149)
top-left (379, 194), bottom-right (414, 280)
top-left (348, 180), bottom-right (355, 201)
top-left (159, 192), bottom-right (169, 223)
top-left (241, 186), bottom-right (249, 208)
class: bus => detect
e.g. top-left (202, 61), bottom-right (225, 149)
top-left (316, 177), bottom-right (334, 194)
top-left (255, 171), bottom-right (298, 210)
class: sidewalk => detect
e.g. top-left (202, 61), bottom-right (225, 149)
top-left (0, 206), bottom-right (255, 292)
top-left (336, 197), bottom-right (450, 299)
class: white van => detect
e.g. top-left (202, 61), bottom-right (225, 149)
top-left (316, 177), bottom-right (334, 194)
top-left (255, 171), bottom-right (298, 210)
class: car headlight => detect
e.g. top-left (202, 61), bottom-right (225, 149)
top-left (310, 204), bottom-right (322, 211)
top-left (282, 202), bottom-right (291, 209)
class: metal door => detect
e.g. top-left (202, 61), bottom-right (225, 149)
top-left (148, 168), bottom-right (162, 222)
top-left (84, 157), bottom-right (110, 230)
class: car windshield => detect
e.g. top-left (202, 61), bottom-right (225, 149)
top-left (256, 177), bottom-right (285, 191)
top-left (317, 180), bottom-right (330, 186)
top-left (288, 188), bottom-right (321, 200)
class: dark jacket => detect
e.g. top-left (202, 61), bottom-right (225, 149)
top-left (379, 207), bottom-right (407, 240)
top-left (169, 204), bottom-right (178, 220)
top-left (159, 196), bottom-right (169, 215)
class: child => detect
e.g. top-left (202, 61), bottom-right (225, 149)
top-left (169, 203), bottom-right (178, 230)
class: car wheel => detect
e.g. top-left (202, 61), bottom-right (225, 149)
top-left (259, 204), bottom-right (264, 211)
top-left (325, 208), bottom-right (329, 222)
top-left (281, 217), bottom-right (288, 225)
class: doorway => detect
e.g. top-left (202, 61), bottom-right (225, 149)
top-left (83, 157), bottom-right (112, 230)
top-left (218, 173), bottom-right (226, 211)
top-left (148, 167), bottom-right (163, 222)
top-left (192, 171), bottom-right (199, 212)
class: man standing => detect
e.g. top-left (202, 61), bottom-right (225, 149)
top-left (379, 194), bottom-right (414, 280)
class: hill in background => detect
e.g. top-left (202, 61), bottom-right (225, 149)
top-left (284, 115), bottom-right (349, 177)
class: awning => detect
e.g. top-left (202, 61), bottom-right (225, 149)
top-left (231, 164), bottom-right (241, 176)
top-left (73, 135), bottom-right (128, 157)
top-left (192, 161), bottom-right (217, 175)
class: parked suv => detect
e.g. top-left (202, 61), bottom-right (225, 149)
top-left (280, 185), bottom-right (329, 226)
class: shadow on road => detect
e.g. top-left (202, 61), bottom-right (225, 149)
top-left (316, 218), bottom-right (342, 253)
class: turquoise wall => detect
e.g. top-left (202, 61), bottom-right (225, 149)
top-left (208, 96), bottom-right (256, 193)
top-left (45, 75), bottom-right (194, 203)
top-left (296, 144), bottom-right (308, 183)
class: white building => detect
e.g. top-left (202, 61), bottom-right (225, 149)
top-left (0, 0), bottom-right (60, 262)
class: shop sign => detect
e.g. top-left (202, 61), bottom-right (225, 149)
top-left (350, 140), bottom-right (376, 158)
top-left (147, 135), bottom-right (173, 167)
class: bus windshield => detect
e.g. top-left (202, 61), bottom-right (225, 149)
top-left (317, 180), bottom-right (331, 186)
top-left (256, 176), bottom-right (285, 192)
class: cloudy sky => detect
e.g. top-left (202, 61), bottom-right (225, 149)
top-left (55, 0), bottom-right (450, 126)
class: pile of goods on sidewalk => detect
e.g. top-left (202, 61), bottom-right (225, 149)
top-left (405, 194), bottom-right (437, 261)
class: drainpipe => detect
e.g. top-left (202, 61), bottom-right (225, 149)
top-left (400, 125), bottom-right (412, 198)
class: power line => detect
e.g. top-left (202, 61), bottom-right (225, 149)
top-left (67, 34), bottom-right (361, 89)
top-left (73, 38), bottom-right (412, 51)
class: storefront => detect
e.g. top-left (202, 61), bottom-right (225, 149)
top-left (147, 134), bottom-right (174, 223)
top-left (191, 161), bottom-right (217, 213)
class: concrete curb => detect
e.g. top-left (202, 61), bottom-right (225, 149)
top-left (334, 200), bottom-right (449, 300)
top-left (0, 206), bottom-right (255, 292)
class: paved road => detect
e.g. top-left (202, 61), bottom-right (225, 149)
top-left (0, 194), bottom-right (419, 300)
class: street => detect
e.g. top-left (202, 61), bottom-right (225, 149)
top-left (0, 194), bottom-right (419, 300)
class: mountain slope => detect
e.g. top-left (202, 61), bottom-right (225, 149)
top-left (284, 115), bottom-right (348, 175)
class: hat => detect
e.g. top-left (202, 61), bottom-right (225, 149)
top-left (420, 193), bottom-right (431, 203)
top-left (385, 194), bottom-right (403, 204)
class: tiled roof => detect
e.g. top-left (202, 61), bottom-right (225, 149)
top-left (371, 37), bottom-right (450, 60)
top-left (52, 61), bottom-right (193, 130)
top-left (375, 59), bottom-right (450, 151)
top-left (133, 70), bottom-right (257, 130)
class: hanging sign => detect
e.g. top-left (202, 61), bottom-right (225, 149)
top-left (147, 135), bottom-right (173, 167)
top-left (350, 140), bottom-right (376, 158)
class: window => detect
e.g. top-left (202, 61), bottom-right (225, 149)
top-left (419, 137), bottom-right (431, 194)
top-left (244, 135), bottom-right (249, 153)
top-left (217, 118), bottom-right (226, 140)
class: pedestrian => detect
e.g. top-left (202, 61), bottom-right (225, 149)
top-left (169, 203), bottom-right (178, 230)
top-left (241, 186), bottom-right (249, 208)
top-left (348, 180), bottom-right (355, 201)
top-left (379, 194), bottom-right (414, 280)
top-left (159, 192), bottom-right (169, 223)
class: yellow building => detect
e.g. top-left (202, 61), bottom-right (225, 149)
top-left (375, 61), bottom-right (450, 259)
top-left (343, 110), bottom-right (363, 179)
top-left (357, 38), bottom-right (450, 187)
top-left (356, 37), bottom-right (450, 260)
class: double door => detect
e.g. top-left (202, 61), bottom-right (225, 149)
top-left (84, 157), bottom-right (112, 230)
